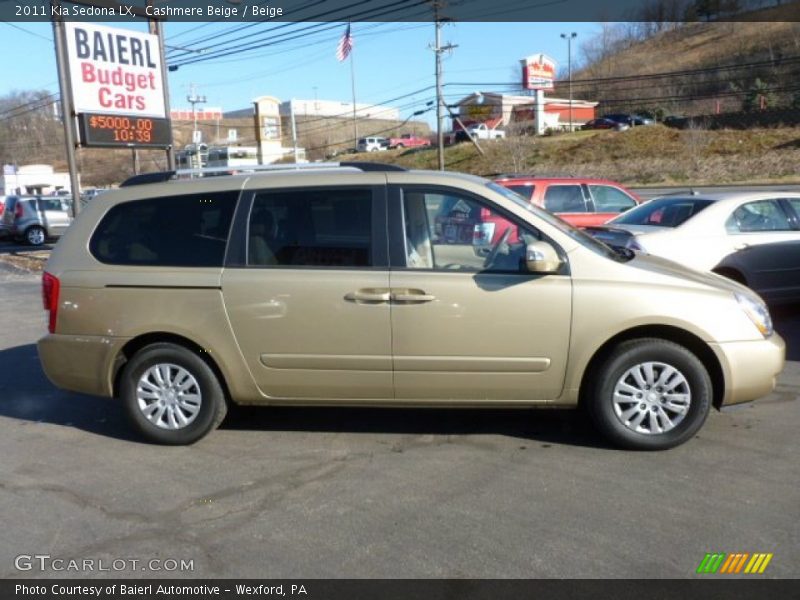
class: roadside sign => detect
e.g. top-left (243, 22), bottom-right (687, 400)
top-left (521, 54), bottom-right (557, 90)
top-left (78, 114), bottom-right (171, 148)
top-left (64, 22), bottom-right (167, 118)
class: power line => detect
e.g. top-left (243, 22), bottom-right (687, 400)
top-left (166, 0), bottom-right (330, 53)
top-left (0, 93), bottom-right (59, 121)
top-left (168, 0), bottom-right (431, 69)
top-left (2, 22), bottom-right (52, 42)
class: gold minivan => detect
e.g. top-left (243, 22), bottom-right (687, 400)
top-left (37, 164), bottom-right (785, 449)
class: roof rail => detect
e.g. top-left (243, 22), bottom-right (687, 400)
top-left (339, 161), bottom-right (407, 172)
top-left (119, 171), bottom-right (176, 187)
top-left (119, 161), bottom-right (408, 187)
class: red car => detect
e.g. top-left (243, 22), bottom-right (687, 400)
top-left (494, 176), bottom-right (642, 227)
top-left (389, 133), bottom-right (431, 149)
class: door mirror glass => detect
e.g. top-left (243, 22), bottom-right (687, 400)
top-left (525, 241), bottom-right (561, 273)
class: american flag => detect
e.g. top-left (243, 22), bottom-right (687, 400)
top-left (336, 23), bottom-right (353, 62)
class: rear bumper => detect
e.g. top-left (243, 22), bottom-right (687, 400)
top-left (711, 334), bottom-right (786, 406)
top-left (38, 334), bottom-right (129, 397)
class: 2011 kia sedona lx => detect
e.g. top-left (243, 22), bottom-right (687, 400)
top-left (37, 163), bottom-right (785, 449)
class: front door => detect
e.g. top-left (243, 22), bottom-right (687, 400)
top-left (37, 197), bottom-right (71, 236)
top-left (222, 184), bottom-right (393, 401)
top-left (388, 185), bottom-right (572, 403)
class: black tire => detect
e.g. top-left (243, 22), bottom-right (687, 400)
top-left (25, 225), bottom-right (46, 246)
top-left (120, 343), bottom-right (227, 445)
top-left (587, 338), bottom-right (711, 450)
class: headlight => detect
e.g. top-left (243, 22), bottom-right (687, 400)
top-left (735, 292), bottom-right (773, 337)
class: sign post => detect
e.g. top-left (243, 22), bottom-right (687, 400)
top-left (51, 0), bottom-right (81, 217)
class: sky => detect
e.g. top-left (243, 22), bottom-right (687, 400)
top-left (0, 20), bottom-right (600, 125)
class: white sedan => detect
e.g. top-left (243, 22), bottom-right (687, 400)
top-left (585, 191), bottom-right (800, 273)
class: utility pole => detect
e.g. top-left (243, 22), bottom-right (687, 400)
top-left (431, 2), bottom-right (457, 171)
top-left (147, 2), bottom-right (175, 170)
top-left (187, 84), bottom-right (207, 146)
top-left (561, 32), bottom-right (577, 132)
top-left (290, 99), bottom-right (299, 163)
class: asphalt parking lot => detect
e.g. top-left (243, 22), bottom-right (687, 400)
top-left (0, 265), bottom-right (797, 579)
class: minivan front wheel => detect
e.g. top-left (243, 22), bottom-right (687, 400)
top-left (588, 339), bottom-right (711, 450)
top-left (121, 343), bottom-right (227, 444)
top-left (25, 226), bottom-right (46, 246)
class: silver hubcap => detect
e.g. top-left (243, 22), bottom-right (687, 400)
top-left (612, 361), bottom-right (691, 435)
top-left (28, 228), bottom-right (44, 245)
top-left (136, 363), bottom-right (202, 430)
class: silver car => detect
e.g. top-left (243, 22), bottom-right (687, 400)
top-left (0, 196), bottom-right (73, 246)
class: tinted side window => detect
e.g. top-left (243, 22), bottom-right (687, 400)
top-left (589, 185), bottom-right (637, 213)
top-left (38, 198), bottom-right (64, 212)
top-left (543, 185), bottom-right (587, 213)
top-left (784, 198), bottom-right (800, 222)
top-left (248, 189), bottom-right (372, 268)
top-left (505, 184), bottom-right (535, 201)
top-left (725, 200), bottom-right (792, 233)
top-left (90, 192), bottom-right (238, 266)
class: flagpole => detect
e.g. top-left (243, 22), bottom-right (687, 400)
top-left (349, 27), bottom-right (358, 150)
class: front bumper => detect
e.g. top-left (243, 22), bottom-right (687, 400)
top-left (710, 334), bottom-right (786, 406)
top-left (38, 334), bottom-right (129, 397)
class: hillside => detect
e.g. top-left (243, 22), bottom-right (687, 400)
top-left (559, 21), bottom-right (800, 117)
top-left (353, 126), bottom-right (800, 186)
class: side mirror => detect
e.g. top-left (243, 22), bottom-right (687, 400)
top-left (525, 241), bottom-right (562, 274)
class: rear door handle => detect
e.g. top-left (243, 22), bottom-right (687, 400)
top-left (391, 289), bottom-right (436, 303)
top-left (345, 288), bottom-right (391, 303)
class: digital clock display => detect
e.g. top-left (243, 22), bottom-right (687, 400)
top-left (78, 113), bottom-right (172, 148)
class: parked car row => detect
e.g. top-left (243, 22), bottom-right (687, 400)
top-left (584, 193), bottom-right (800, 305)
top-left (582, 113), bottom-right (655, 131)
top-left (356, 134), bottom-right (433, 152)
top-left (0, 195), bottom-right (73, 246)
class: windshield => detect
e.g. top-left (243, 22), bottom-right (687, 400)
top-left (486, 182), bottom-right (629, 262)
top-left (612, 197), bottom-right (715, 227)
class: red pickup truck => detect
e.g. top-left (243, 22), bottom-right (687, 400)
top-left (389, 133), bottom-right (431, 149)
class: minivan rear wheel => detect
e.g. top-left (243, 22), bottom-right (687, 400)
top-left (121, 343), bottom-right (227, 445)
top-left (588, 338), bottom-right (711, 450)
top-left (25, 226), bottom-right (46, 246)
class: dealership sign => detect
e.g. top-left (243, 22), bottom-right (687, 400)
top-left (521, 54), bottom-right (557, 90)
top-left (64, 22), bottom-right (166, 118)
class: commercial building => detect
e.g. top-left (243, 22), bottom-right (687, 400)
top-left (225, 99), bottom-right (400, 122)
top-left (455, 92), bottom-right (598, 131)
top-left (0, 164), bottom-right (76, 195)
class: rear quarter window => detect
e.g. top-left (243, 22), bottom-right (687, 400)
top-left (90, 191), bottom-right (239, 266)
top-left (543, 185), bottom-right (587, 213)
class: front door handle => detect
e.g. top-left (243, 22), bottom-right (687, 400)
top-left (391, 289), bottom-right (436, 303)
top-left (345, 288), bottom-right (391, 303)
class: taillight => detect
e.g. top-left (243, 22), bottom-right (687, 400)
top-left (42, 272), bottom-right (60, 333)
